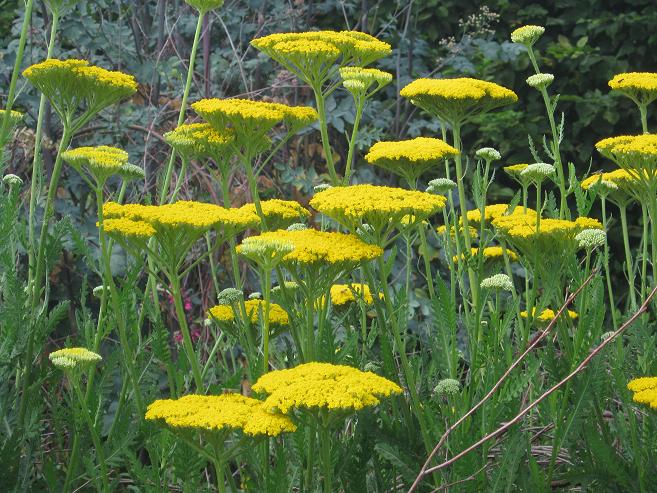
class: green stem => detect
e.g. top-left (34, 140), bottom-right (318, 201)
top-left (601, 197), bottom-right (618, 328)
top-left (170, 272), bottom-right (204, 391)
top-left (418, 225), bottom-right (436, 299)
top-left (319, 421), bottom-right (333, 493)
top-left (619, 204), bottom-right (637, 308)
top-left (261, 268), bottom-right (272, 374)
top-left (158, 12), bottom-right (204, 204)
top-left (641, 205), bottom-right (649, 300)
top-left (27, 8), bottom-right (60, 287)
top-left (312, 85), bottom-right (338, 185)
top-left (304, 422), bottom-right (316, 492)
top-left (639, 103), bottom-right (649, 134)
top-left (343, 97), bottom-right (364, 185)
top-left (72, 379), bottom-right (110, 493)
top-left (0, 0), bottom-right (34, 168)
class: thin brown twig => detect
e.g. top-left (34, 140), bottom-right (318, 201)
top-left (421, 284), bottom-right (657, 479)
top-left (408, 269), bottom-right (597, 493)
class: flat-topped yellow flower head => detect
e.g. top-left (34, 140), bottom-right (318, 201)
top-left (364, 137), bottom-right (459, 185)
top-left (0, 108), bottom-right (24, 128)
top-left (103, 200), bottom-right (259, 244)
top-left (245, 229), bottom-right (383, 267)
top-left (609, 72), bottom-right (657, 106)
top-left (581, 169), bottom-right (641, 204)
top-left (23, 59), bottom-right (137, 126)
top-left (400, 77), bottom-right (518, 124)
top-left (464, 203), bottom-right (537, 227)
top-left (252, 362), bottom-right (401, 414)
top-left (184, 0), bottom-right (224, 13)
top-left (239, 199), bottom-right (310, 230)
top-left (251, 31), bottom-right (391, 84)
top-left (520, 307), bottom-right (578, 324)
top-left (340, 66), bottom-right (393, 96)
top-left (493, 213), bottom-right (602, 258)
top-left (310, 184), bottom-right (446, 234)
top-left (102, 217), bottom-right (155, 242)
top-left (453, 246), bottom-right (518, 263)
top-left (330, 283), bottom-right (381, 306)
top-left (596, 135), bottom-right (657, 192)
top-left (208, 299), bottom-right (289, 326)
top-left (192, 98), bottom-right (317, 147)
top-left (49, 347), bottom-right (102, 371)
top-left (62, 146), bottom-right (129, 183)
top-left (164, 123), bottom-right (235, 162)
top-left (145, 393), bottom-right (296, 436)
top-left (627, 377), bottom-right (657, 410)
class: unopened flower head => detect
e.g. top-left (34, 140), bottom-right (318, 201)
top-left (526, 73), bottom-right (554, 90)
top-left (286, 222), bottom-right (308, 231)
top-left (118, 163), bottom-right (146, 182)
top-left (340, 67), bottom-right (393, 94)
top-left (3, 174), bottom-right (23, 187)
top-left (426, 178), bottom-right (457, 195)
top-left (313, 183), bottom-right (332, 193)
top-left (434, 378), bottom-right (461, 397)
top-left (248, 292), bottom-right (262, 300)
top-left (510, 25), bottom-right (545, 46)
top-left (480, 273), bottom-right (514, 292)
top-left (49, 347), bottom-right (102, 371)
top-left (475, 147), bottom-right (501, 161)
top-left (92, 285), bottom-right (106, 298)
top-left (237, 236), bottom-right (295, 268)
top-left (217, 288), bottom-right (243, 305)
top-left (520, 162), bottom-right (555, 183)
top-left (576, 228), bottom-right (607, 251)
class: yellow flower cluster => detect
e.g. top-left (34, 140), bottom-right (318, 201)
top-left (246, 229), bottom-right (383, 266)
top-left (437, 224), bottom-right (479, 239)
top-left (581, 169), bottom-right (642, 201)
top-left (364, 137), bottom-right (458, 183)
top-left (23, 59), bottom-right (137, 118)
top-left (192, 98), bottom-right (317, 140)
top-left (627, 377), bottom-right (657, 410)
top-left (102, 201), bottom-right (259, 238)
top-left (330, 284), bottom-right (381, 306)
top-left (452, 246), bottom-right (518, 263)
top-left (103, 217), bottom-right (156, 240)
top-left (400, 77), bottom-right (518, 124)
top-left (0, 109), bottom-right (24, 128)
top-left (465, 203), bottom-right (536, 226)
top-left (49, 347), bottom-right (102, 370)
top-left (252, 362), bottom-right (402, 413)
top-left (164, 123), bottom-right (235, 161)
top-left (240, 199), bottom-right (309, 230)
top-left (340, 67), bottom-right (393, 94)
top-left (609, 72), bottom-right (657, 104)
top-left (520, 308), bottom-right (578, 322)
top-left (145, 393), bottom-right (296, 436)
top-left (251, 31), bottom-right (392, 72)
top-left (310, 184), bottom-right (446, 231)
top-left (208, 299), bottom-right (290, 326)
top-left (62, 146), bottom-right (129, 182)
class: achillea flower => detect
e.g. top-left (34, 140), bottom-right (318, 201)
top-left (510, 25), bottom-right (545, 46)
top-left (576, 229), bottom-right (607, 251)
top-left (480, 273), bottom-right (514, 292)
top-left (364, 137), bottom-right (459, 184)
top-left (237, 236), bottom-right (294, 269)
top-left (627, 377), bottom-right (657, 410)
top-left (400, 77), bottom-right (518, 124)
top-left (217, 288), bottom-right (244, 305)
top-left (103, 218), bottom-right (155, 241)
top-left (464, 203), bottom-right (536, 226)
top-left (184, 0), bottom-right (224, 13)
top-left (3, 174), bottom-right (23, 187)
top-left (526, 73), bottom-right (554, 90)
top-left (118, 163), bottom-right (146, 182)
top-left (436, 224), bottom-right (479, 239)
top-left (475, 147), bottom-right (501, 161)
top-left (581, 169), bottom-right (640, 204)
top-left (520, 162), bottom-right (555, 183)
top-left (596, 134), bottom-right (657, 169)
top-left (164, 123), bottom-right (235, 162)
top-left (239, 199), bottom-right (310, 230)
top-left (251, 31), bottom-right (392, 80)
top-left (340, 66), bottom-right (392, 95)
top-left (23, 59), bottom-right (137, 125)
top-left (310, 184), bottom-right (446, 233)
top-left (192, 98), bottom-right (317, 142)
top-left (330, 283), bottom-right (381, 306)
top-left (433, 378), bottom-right (461, 397)
top-left (426, 178), bottom-right (457, 195)
top-left (62, 146), bottom-right (129, 183)
top-left (503, 163), bottom-right (530, 185)
top-left (103, 201), bottom-right (259, 237)
top-left (208, 299), bottom-right (289, 326)
top-left (609, 72), bottom-right (657, 106)
top-left (453, 246), bottom-right (518, 263)
top-left (145, 393), bottom-right (296, 436)
top-left (252, 362), bottom-right (402, 413)
top-left (244, 229), bottom-right (383, 266)
top-left (520, 307), bottom-right (578, 322)
top-left (49, 347), bottom-right (102, 370)
top-left (0, 108), bottom-right (24, 128)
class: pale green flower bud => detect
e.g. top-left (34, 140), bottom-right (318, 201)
top-left (217, 288), bottom-right (243, 305)
top-left (475, 147), bottom-right (501, 161)
top-left (287, 222), bottom-right (308, 231)
top-left (426, 178), bottom-right (457, 195)
top-left (520, 162), bottom-right (555, 183)
top-left (526, 73), bottom-right (554, 90)
top-left (434, 378), bottom-right (461, 397)
top-left (511, 25), bottom-right (545, 46)
top-left (480, 273), bottom-right (514, 292)
top-left (248, 292), bottom-right (262, 300)
top-left (576, 228), bottom-right (607, 251)
top-left (3, 174), bottom-right (23, 187)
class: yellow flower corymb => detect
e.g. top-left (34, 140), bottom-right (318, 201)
top-left (464, 203), bottom-right (537, 227)
top-left (453, 246), bottom-right (518, 263)
top-left (62, 146), bottom-right (129, 182)
top-left (609, 72), bottom-right (657, 106)
top-left (365, 137), bottom-right (458, 184)
top-left (330, 284), bottom-right (381, 306)
top-left (628, 377), bottom-right (657, 410)
top-left (310, 184), bottom-right (446, 231)
top-left (245, 229), bottom-right (383, 266)
top-left (164, 123), bottom-right (235, 161)
top-left (400, 77), bottom-right (518, 124)
top-left (252, 362), bottom-right (402, 413)
top-left (239, 199), bottom-right (309, 230)
top-left (208, 299), bottom-right (289, 326)
top-left (520, 308), bottom-right (578, 322)
top-left (145, 393), bottom-right (296, 436)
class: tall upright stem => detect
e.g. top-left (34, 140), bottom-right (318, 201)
top-left (619, 204), bottom-right (637, 308)
top-left (0, 0), bottom-right (34, 168)
top-left (343, 98), bottom-right (364, 185)
top-left (601, 197), bottom-right (618, 328)
top-left (313, 86), bottom-right (338, 185)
